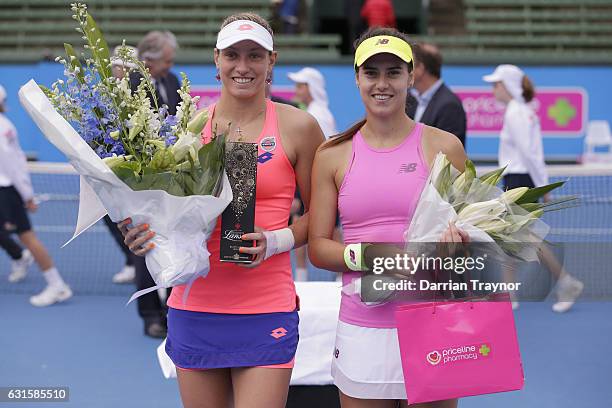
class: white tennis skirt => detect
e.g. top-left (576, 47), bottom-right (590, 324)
top-left (331, 320), bottom-right (407, 400)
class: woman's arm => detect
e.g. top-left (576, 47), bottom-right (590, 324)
top-left (288, 111), bottom-right (325, 248)
top-left (308, 143), bottom-right (347, 273)
top-left (423, 126), bottom-right (468, 172)
top-left (240, 106), bottom-right (323, 266)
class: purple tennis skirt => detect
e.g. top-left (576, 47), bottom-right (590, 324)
top-left (165, 307), bottom-right (299, 369)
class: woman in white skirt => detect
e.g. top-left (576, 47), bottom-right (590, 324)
top-left (309, 27), bottom-right (469, 407)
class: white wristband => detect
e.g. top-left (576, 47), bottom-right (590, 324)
top-left (263, 228), bottom-right (295, 260)
top-left (343, 243), bottom-right (371, 271)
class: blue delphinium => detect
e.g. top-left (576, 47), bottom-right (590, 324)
top-left (45, 4), bottom-right (219, 189)
top-left (160, 114), bottom-right (178, 147)
top-left (58, 68), bottom-right (126, 158)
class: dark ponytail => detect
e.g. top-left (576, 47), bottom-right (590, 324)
top-left (522, 75), bottom-right (535, 103)
top-left (323, 118), bottom-right (367, 149)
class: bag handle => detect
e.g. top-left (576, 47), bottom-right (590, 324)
top-left (431, 245), bottom-right (475, 314)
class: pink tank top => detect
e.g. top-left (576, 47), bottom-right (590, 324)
top-left (168, 99), bottom-right (297, 314)
top-left (338, 123), bottom-right (428, 328)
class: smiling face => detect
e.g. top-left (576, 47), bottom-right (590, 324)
top-left (356, 53), bottom-right (412, 118)
top-left (214, 40), bottom-right (276, 100)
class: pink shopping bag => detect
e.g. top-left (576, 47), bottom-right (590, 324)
top-left (395, 293), bottom-right (524, 404)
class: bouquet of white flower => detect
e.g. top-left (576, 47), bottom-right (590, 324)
top-left (18, 3), bottom-right (232, 302)
top-left (344, 153), bottom-right (576, 306)
top-left (405, 152), bottom-right (577, 261)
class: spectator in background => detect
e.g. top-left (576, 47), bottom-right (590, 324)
top-left (110, 45), bottom-right (138, 81)
top-left (344, 0), bottom-right (367, 54)
top-left (0, 227), bottom-right (32, 283)
top-left (483, 64), bottom-right (584, 313)
top-left (0, 84), bottom-right (72, 307)
top-left (406, 42), bottom-right (467, 146)
top-left (288, 67), bottom-right (338, 281)
top-left (265, 70), bottom-right (299, 107)
top-left (361, 0), bottom-right (396, 29)
top-left (272, 0), bottom-right (300, 34)
top-left (130, 31), bottom-right (180, 115)
top-left (106, 45), bottom-right (140, 284)
top-left (288, 67), bottom-right (337, 138)
top-left (129, 31), bottom-right (181, 338)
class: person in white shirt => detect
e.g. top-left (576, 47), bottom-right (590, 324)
top-left (484, 64), bottom-right (548, 189)
top-left (0, 84), bottom-right (72, 306)
top-left (0, 84), bottom-right (33, 282)
top-left (288, 67), bottom-right (337, 139)
top-left (483, 65), bottom-right (583, 313)
top-left (288, 67), bottom-right (339, 281)
top-left (0, 85), bottom-right (72, 307)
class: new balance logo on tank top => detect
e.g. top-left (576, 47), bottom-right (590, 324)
top-left (167, 100), bottom-right (297, 314)
top-left (398, 163), bottom-right (417, 173)
top-left (338, 123), bottom-right (429, 328)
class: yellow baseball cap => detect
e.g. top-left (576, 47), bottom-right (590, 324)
top-left (354, 35), bottom-right (413, 68)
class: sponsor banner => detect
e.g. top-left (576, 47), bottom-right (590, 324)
top-left (455, 87), bottom-right (587, 137)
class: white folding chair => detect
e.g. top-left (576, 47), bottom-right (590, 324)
top-left (583, 120), bottom-right (612, 163)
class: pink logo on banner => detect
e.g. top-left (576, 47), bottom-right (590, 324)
top-left (190, 86), bottom-right (296, 110)
top-left (455, 87), bottom-right (587, 136)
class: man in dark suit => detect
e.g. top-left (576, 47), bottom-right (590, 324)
top-left (406, 43), bottom-right (467, 147)
top-left (129, 31), bottom-right (180, 338)
top-left (129, 31), bottom-right (181, 115)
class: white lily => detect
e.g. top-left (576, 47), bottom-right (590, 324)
top-left (503, 213), bottom-right (537, 234)
top-left (529, 209), bottom-right (544, 218)
top-left (500, 187), bottom-right (528, 205)
top-left (475, 218), bottom-right (511, 233)
top-left (456, 199), bottom-right (506, 226)
top-left (430, 152), bottom-right (449, 178)
top-left (170, 130), bottom-right (203, 162)
top-left (102, 154), bottom-right (131, 169)
top-left (452, 171), bottom-right (469, 195)
top-left (187, 109), bottom-right (208, 135)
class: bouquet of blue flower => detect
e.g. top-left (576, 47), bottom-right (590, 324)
top-left (18, 3), bottom-right (232, 302)
top-left (44, 3), bottom-right (226, 197)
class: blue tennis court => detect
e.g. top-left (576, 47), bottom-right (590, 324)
top-left (1, 167), bottom-right (612, 407)
top-left (1, 294), bottom-right (611, 407)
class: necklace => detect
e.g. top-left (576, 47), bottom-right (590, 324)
top-left (221, 108), bottom-right (265, 141)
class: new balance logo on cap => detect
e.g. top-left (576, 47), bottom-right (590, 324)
top-left (238, 24), bottom-right (254, 31)
top-left (375, 38), bottom-right (390, 46)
